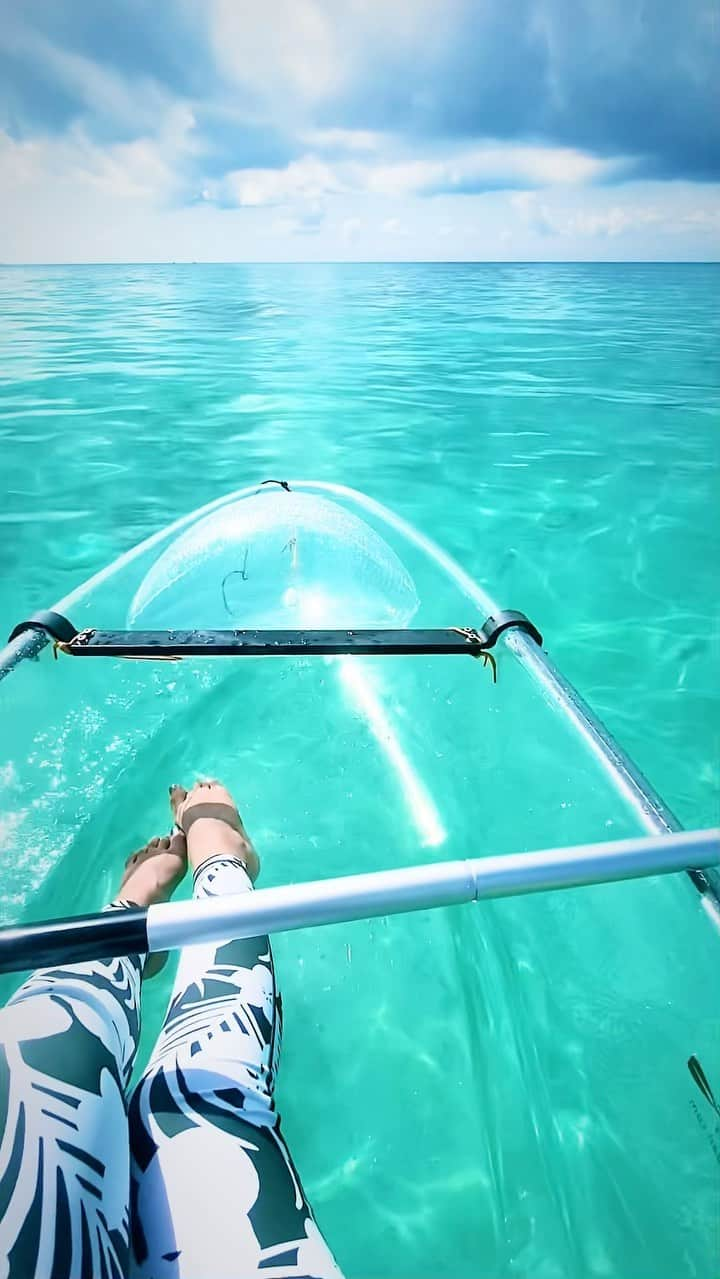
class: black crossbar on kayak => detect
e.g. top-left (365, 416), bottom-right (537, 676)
top-left (63, 628), bottom-right (497, 659)
top-left (6, 610), bottom-right (543, 663)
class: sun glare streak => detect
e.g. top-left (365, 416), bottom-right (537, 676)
top-left (336, 656), bottom-right (446, 849)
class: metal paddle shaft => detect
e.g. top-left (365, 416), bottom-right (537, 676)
top-left (0, 829), bottom-right (717, 975)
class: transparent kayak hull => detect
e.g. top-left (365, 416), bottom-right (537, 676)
top-left (1, 481), bottom-right (718, 1279)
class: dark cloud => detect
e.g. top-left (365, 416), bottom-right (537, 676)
top-left (193, 110), bottom-right (297, 179)
top-left (0, 0), bottom-right (212, 141)
top-left (533, 3), bottom-right (719, 180)
top-left (0, 0), bottom-right (717, 185)
top-left (0, 0), bottom-right (210, 101)
top-left (0, 0), bottom-right (299, 191)
top-left (0, 46), bottom-right (80, 137)
top-left (324, 1), bottom-right (720, 182)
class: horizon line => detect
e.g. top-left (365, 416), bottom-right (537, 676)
top-left (1, 259), bottom-right (719, 268)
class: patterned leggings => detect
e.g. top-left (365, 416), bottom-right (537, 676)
top-left (0, 856), bottom-right (342, 1279)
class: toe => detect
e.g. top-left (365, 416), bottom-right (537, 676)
top-left (169, 831), bottom-right (186, 856)
top-left (169, 784), bottom-right (187, 817)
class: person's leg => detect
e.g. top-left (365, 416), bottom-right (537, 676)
top-left (129, 782), bottom-right (342, 1279)
top-left (0, 834), bottom-right (186, 1279)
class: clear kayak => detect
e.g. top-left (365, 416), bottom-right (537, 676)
top-left (1, 480), bottom-right (718, 1279)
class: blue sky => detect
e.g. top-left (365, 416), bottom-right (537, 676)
top-left (1, 0), bottom-right (718, 262)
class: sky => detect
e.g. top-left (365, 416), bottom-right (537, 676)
top-left (0, 0), bottom-right (719, 263)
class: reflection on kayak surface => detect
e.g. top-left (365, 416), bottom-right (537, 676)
top-left (1, 481), bottom-right (718, 1279)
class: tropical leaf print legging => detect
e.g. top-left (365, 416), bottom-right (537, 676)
top-left (0, 855), bottom-right (343, 1279)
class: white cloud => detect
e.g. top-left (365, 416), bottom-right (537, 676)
top-left (510, 190), bottom-right (720, 239)
top-left (202, 140), bottom-right (623, 217)
top-left (363, 144), bottom-right (623, 197)
top-left (204, 0), bottom-right (442, 114)
top-left (366, 160), bottom-right (441, 197)
top-left (0, 104), bottom-right (197, 203)
top-left (341, 216), bottom-right (362, 243)
top-left (216, 155), bottom-right (342, 207)
top-left (208, 0), bottom-right (345, 106)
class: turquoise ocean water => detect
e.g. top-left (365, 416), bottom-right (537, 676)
top-left (1, 263), bottom-right (719, 1277)
top-left (2, 263), bottom-right (718, 824)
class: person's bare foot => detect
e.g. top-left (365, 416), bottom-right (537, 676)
top-left (170, 780), bottom-right (260, 882)
top-left (115, 832), bottom-right (188, 908)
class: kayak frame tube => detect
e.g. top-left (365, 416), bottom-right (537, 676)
top-left (0, 829), bottom-right (717, 976)
top-left (0, 628), bottom-right (49, 686)
top-left (505, 631), bottom-right (681, 835)
top-left (504, 629), bottom-right (720, 913)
